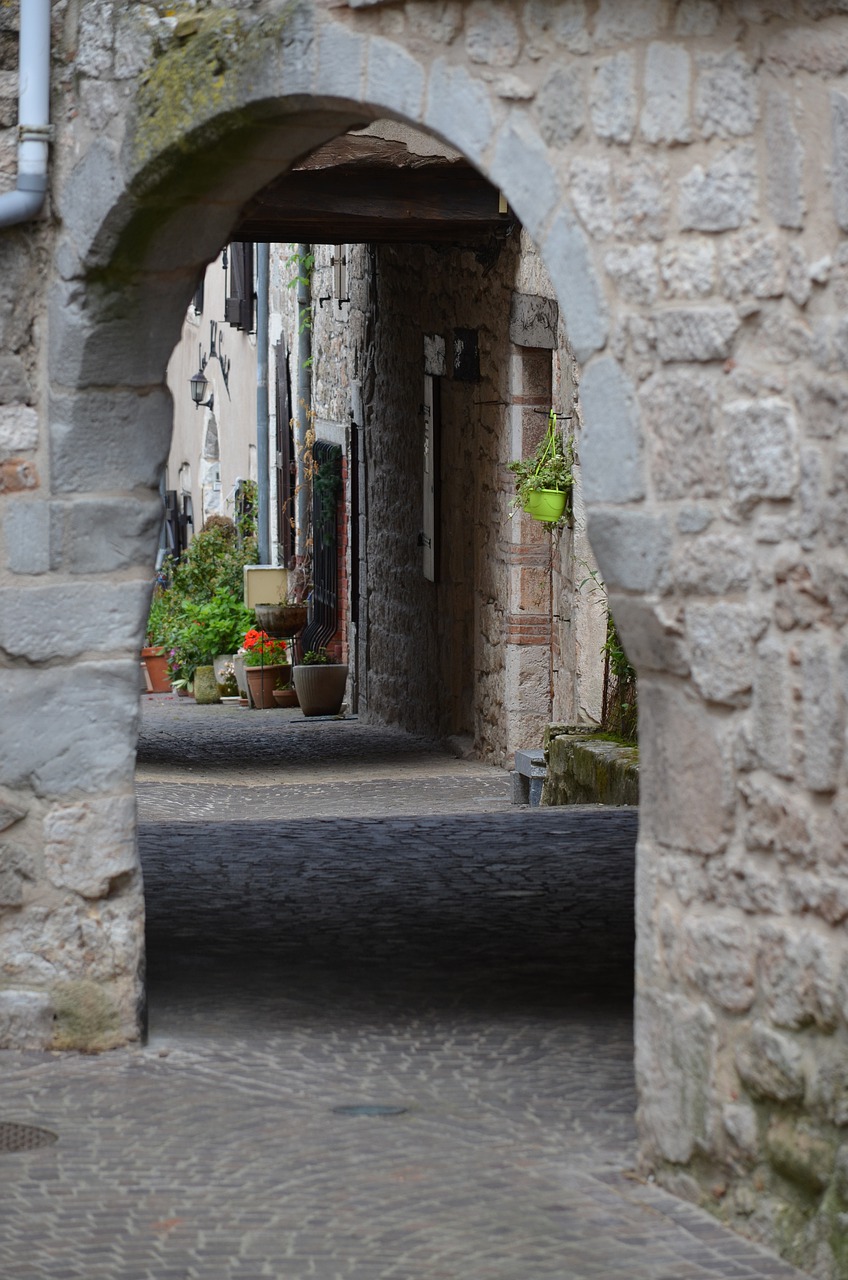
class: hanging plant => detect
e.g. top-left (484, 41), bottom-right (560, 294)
top-left (508, 409), bottom-right (574, 527)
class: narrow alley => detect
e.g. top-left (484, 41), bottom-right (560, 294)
top-left (0, 700), bottom-right (809, 1279)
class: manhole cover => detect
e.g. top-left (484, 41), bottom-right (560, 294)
top-left (332, 1104), bottom-right (407, 1118)
top-left (0, 1123), bottom-right (57, 1153)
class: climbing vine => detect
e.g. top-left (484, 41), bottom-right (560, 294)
top-left (580, 566), bottom-right (637, 745)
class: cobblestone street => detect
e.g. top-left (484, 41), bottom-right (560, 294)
top-left (0, 698), bottom-right (810, 1279)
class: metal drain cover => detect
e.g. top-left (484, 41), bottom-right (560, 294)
top-left (332, 1104), bottom-right (407, 1117)
top-left (0, 1123), bottom-right (57, 1153)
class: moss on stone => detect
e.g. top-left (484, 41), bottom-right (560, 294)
top-left (766, 1118), bottom-right (837, 1197)
top-left (101, 8), bottom-right (297, 282)
top-left (51, 980), bottom-right (123, 1051)
top-left (132, 10), bottom-right (285, 172)
top-left (193, 665), bottom-right (221, 705)
top-left (541, 734), bottom-right (639, 806)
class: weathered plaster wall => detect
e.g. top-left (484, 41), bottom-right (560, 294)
top-left (166, 254), bottom-right (258, 533)
top-left (0, 2), bottom-right (847, 1272)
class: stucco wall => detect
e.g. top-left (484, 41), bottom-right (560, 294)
top-left (166, 255), bottom-right (259, 536)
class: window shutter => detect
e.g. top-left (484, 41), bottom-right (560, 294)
top-left (164, 490), bottom-right (183, 559)
top-left (225, 242), bottom-right (254, 331)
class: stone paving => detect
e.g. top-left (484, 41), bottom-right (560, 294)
top-left (0, 696), bottom-right (811, 1279)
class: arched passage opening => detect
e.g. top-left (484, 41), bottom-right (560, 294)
top-left (121, 87), bottom-right (644, 1275)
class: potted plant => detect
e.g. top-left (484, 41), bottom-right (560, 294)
top-left (213, 657), bottom-right (241, 702)
top-left (508, 409), bottom-right (574, 526)
top-left (272, 672), bottom-right (299, 709)
top-left (253, 568), bottom-right (311, 640)
top-left (292, 647), bottom-right (348, 717)
top-left (142, 581), bottom-right (176, 693)
top-left (242, 629), bottom-right (291, 708)
top-left (147, 516), bottom-right (260, 694)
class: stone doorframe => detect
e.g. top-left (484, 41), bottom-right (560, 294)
top-left (2, 3), bottom-right (848, 1273)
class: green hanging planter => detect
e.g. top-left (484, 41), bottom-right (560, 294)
top-left (508, 408), bottom-right (574, 527)
top-left (525, 488), bottom-right (568, 523)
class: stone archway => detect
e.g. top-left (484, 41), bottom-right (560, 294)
top-left (2, 3), bottom-right (848, 1272)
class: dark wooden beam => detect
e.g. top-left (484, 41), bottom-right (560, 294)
top-left (232, 162), bottom-right (516, 245)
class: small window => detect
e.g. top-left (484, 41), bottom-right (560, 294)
top-left (191, 277), bottom-right (204, 316)
top-left (225, 242), bottom-right (254, 331)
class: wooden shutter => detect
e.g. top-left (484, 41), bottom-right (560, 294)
top-left (164, 490), bottom-right (183, 559)
top-left (225, 242), bottom-right (254, 331)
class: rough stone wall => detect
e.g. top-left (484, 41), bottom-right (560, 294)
top-left (304, 227), bottom-right (591, 762)
top-left (360, 235), bottom-right (521, 753)
top-left (0, 1), bottom-right (847, 1272)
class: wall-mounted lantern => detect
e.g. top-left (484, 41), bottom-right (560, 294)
top-left (189, 320), bottom-right (231, 410)
top-left (189, 364), bottom-right (213, 412)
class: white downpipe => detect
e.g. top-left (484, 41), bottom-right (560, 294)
top-left (0, 0), bottom-right (51, 229)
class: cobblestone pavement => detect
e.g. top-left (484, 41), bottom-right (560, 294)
top-left (0, 697), bottom-right (810, 1279)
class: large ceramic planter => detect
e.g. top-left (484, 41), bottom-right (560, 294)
top-left (292, 664), bottom-right (348, 717)
top-left (141, 646), bottom-right (171, 694)
top-left (232, 654), bottom-right (250, 701)
top-left (254, 604), bottom-right (309, 639)
top-left (245, 663), bottom-right (291, 709)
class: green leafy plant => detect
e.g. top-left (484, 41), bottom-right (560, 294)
top-left (602, 612), bottom-right (637, 743)
top-left (150, 517), bottom-right (260, 684)
top-left (234, 479), bottom-right (258, 546)
top-left (508, 410), bottom-right (574, 526)
top-left (301, 647), bottom-right (332, 665)
top-left (145, 579), bottom-right (178, 648)
top-left (579, 565), bottom-right (637, 744)
top-left (189, 591), bottom-right (255, 659)
top-left (286, 246), bottom-right (315, 366)
top-left (169, 516), bottom-right (257, 604)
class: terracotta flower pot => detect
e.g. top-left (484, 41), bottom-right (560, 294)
top-left (292, 664), bottom-right (348, 717)
top-left (245, 663), bottom-right (291, 709)
top-left (272, 687), bottom-right (299, 708)
top-left (141, 646), bottom-right (171, 694)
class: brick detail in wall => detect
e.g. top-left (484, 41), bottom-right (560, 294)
top-left (505, 612), bottom-right (551, 646)
top-left (505, 543), bottom-right (550, 568)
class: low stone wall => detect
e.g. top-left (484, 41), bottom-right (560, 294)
top-left (541, 728), bottom-right (639, 807)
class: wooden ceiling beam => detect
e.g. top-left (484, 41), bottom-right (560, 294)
top-left (231, 162), bottom-right (516, 245)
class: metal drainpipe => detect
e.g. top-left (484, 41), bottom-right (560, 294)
top-left (295, 244), bottom-right (312, 563)
top-left (0, 0), bottom-right (52, 229)
top-left (256, 243), bottom-right (271, 564)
